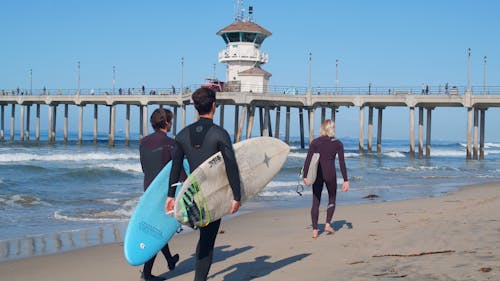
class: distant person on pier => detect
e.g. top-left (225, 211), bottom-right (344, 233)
top-left (303, 119), bottom-right (349, 238)
top-left (139, 108), bottom-right (182, 281)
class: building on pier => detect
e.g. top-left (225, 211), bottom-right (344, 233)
top-left (217, 4), bottom-right (272, 93)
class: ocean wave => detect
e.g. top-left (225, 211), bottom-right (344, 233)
top-left (287, 151), bottom-right (358, 159)
top-left (383, 151), bottom-right (406, 158)
top-left (92, 163), bottom-right (142, 173)
top-left (382, 165), bottom-right (459, 172)
top-left (0, 194), bottom-right (49, 208)
top-left (61, 166), bottom-right (137, 179)
top-left (430, 149), bottom-right (465, 157)
top-left (0, 152), bottom-right (138, 163)
top-left (54, 209), bottom-right (131, 223)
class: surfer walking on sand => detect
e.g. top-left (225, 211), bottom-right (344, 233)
top-left (167, 87), bottom-right (241, 281)
top-left (303, 119), bottom-right (349, 239)
top-left (139, 108), bottom-right (182, 281)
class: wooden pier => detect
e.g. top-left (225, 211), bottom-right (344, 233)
top-left (1, 90), bottom-right (500, 160)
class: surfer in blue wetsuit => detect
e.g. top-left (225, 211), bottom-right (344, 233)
top-left (139, 108), bottom-right (182, 281)
top-left (167, 87), bottom-right (241, 281)
top-left (303, 119), bottom-right (349, 239)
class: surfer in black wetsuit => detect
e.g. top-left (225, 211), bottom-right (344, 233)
top-left (167, 87), bottom-right (241, 281)
top-left (303, 119), bottom-right (349, 239)
top-left (139, 108), bottom-right (181, 281)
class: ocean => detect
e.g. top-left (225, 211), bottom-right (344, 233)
top-left (1, 131), bottom-right (500, 262)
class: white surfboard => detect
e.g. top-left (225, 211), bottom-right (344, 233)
top-left (174, 137), bottom-right (290, 228)
top-left (303, 153), bottom-right (320, 184)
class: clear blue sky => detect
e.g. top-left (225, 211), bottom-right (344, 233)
top-left (2, 0), bottom-right (500, 141)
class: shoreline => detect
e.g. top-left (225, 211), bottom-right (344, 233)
top-left (0, 181), bottom-right (498, 280)
top-left (0, 179), bottom-right (467, 262)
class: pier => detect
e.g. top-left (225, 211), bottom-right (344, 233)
top-left (1, 86), bottom-right (500, 160)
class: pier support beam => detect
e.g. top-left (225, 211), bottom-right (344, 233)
top-left (299, 107), bottom-right (305, 149)
top-left (358, 106), bottom-right (365, 153)
top-left (181, 104), bottom-right (186, 129)
top-left (418, 107), bottom-right (424, 159)
top-left (109, 105), bottom-right (116, 146)
top-left (466, 107), bottom-right (473, 159)
top-left (275, 106), bottom-right (281, 139)
top-left (20, 105), bottom-right (25, 141)
top-left (0, 105), bottom-right (4, 140)
top-left (479, 109), bottom-right (486, 160)
top-left (234, 105), bottom-right (239, 142)
top-left (308, 107), bottom-right (315, 144)
top-left (409, 107), bottom-right (415, 158)
top-left (368, 106), bottom-right (373, 152)
top-left (235, 105), bottom-right (247, 142)
top-left (126, 105), bottom-right (130, 145)
top-left (10, 104), bottom-right (15, 141)
top-left (25, 105), bottom-right (31, 140)
top-left (331, 106), bottom-right (336, 123)
top-left (263, 106), bottom-right (270, 137)
top-left (321, 107), bottom-right (326, 123)
top-left (143, 105), bottom-right (148, 137)
top-left (47, 105), bottom-right (53, 142)
top-left (36, 104), bottom-right (40, 141)
top-left (172, 106), bottom-right (177, 137)
top-left (53, 105), bottom-right (57, 141)
top-left (377, 107), bottom-right (383, 153)
top-left (473, 108), bottom-right (479, 160)
top-left (78, 105), bottom-right (83, 144)
top-left (219, 105), bottom-right (225, 128)
top-left (64, 104), bottom-right (68, 143)
top-left (93, 105), bottom-right (98, 143)
top-left (139, 106), bottom-right (144, 139)
top-left (426, 108), bottom-right (433, 158)
top-left (246, 106), bottom-right (255, 139)
top-left (285, 107), bottom-right (290, 144)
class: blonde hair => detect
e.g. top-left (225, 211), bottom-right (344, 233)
top-left (320, 119), bottom-right (335, 137)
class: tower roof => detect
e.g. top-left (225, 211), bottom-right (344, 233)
top-left (238, 66), bottom-right (272, 78)
top-left (217, 21), bottom-right (272, 37)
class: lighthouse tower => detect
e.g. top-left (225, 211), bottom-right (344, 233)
top-left (217, 2), bottom-right (272, 93)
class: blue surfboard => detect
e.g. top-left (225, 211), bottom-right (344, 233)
top-left (124, 159), bottom-right (189, 266)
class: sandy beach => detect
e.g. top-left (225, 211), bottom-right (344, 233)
top-left (1, 182), bottom-right (498, 281)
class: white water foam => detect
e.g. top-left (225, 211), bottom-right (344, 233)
top-left (0, 152), bottom-right (138, 163)
top-left (0, 194), bottom-right (48, 207)
top-left (93, 163), bottom-right (142, 173)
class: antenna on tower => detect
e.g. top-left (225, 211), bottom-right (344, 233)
top-left (234, 0), bottom-right (245, 22)
top-left (248, 6), bottom-right (253, 22)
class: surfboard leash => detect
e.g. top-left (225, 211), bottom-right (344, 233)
top-left (296, 169), bottom-right (305, 196)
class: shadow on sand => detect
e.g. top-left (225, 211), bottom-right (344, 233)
top-left (208, 253), bottom-right (311, 280)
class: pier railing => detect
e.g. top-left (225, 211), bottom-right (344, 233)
top-left (2, 85), bottom-right (500, 96)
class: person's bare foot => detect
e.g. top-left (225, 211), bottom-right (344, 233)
top-left (324, 224), bottom-right (335, 234)
top-left (312, 229), bottom-right (319, 238)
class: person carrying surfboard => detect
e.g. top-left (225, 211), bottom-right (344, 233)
top-left (139, 108), bottom-right (182, 281)
top-left (303, 119), bottom-right (349, 239)
top-left (167, 87), bottom-right (241, 281)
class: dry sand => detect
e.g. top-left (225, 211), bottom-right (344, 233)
top-left (0, 182), bottom-right (498, 281)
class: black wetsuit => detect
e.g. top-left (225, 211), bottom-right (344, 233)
top-left (303, 135), bottom-right (348, 229)
top-left (139, 131), bottom-right (177, 277)
top-left (169, 117), bottom-right (241, 281)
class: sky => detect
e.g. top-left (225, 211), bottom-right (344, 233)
top-left (1, 0), bottom-right (500, 141)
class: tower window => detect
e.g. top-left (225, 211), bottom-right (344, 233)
top-left (226, 32), bottom-right (240, 42)
top-left (242, 32), bottom-right (256, 43)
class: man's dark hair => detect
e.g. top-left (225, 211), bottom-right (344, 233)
top-left (192, 88), bottom-right (216, 115)
top-left (150, 108), bottom-right (172, 131)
